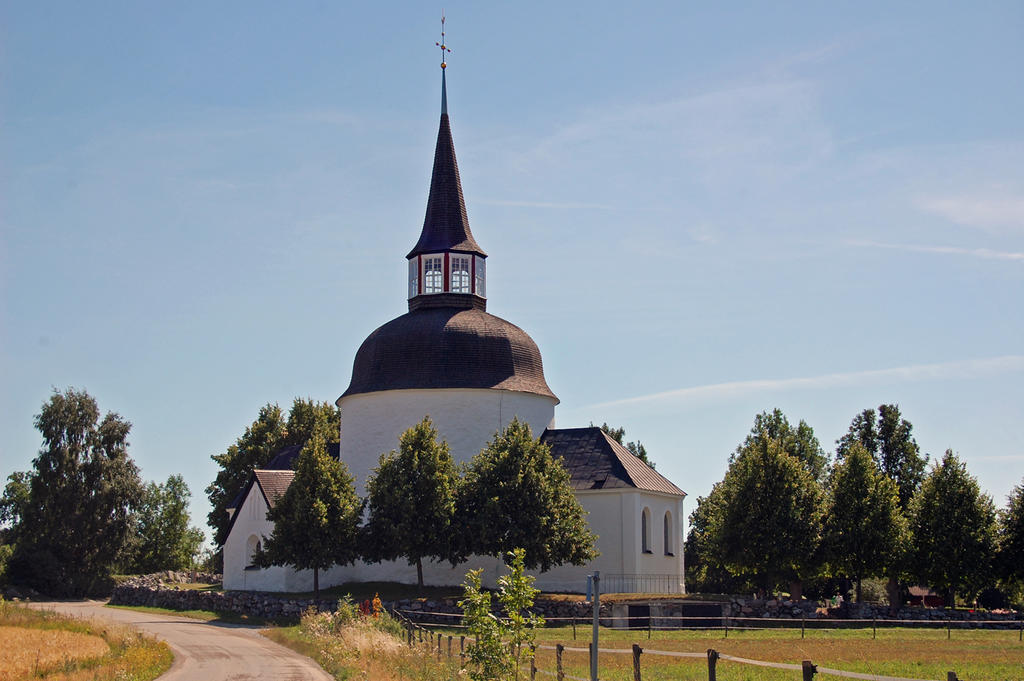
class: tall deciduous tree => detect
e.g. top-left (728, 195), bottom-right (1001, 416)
top-left (457, 418), bottom-right (597, 572)
top-left (8, 388), bottom-right (143, 595)
top-left (823, 443), bottom-right (906, 602)
top-left (735, 409), bottom-right (829, 482)
top-left (128, 474), bottom-right (205, 573)
top-left (837, 404), bottom-right (926, 511)
top-left (910, 450), bottom-right (997, 606)
top-left (256, 417), bottom-right (360, 598)
top-left (206, 399), bottom-right (339, 546)
top-left (362, 417), bottom-right (459, 587)
top-left (715, 435), bottom-right (824, 596)
top-left (997, 479), bottom-right (1024, 591)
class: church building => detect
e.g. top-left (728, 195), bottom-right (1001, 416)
top-left (223, 59), bottom-right (686, 595)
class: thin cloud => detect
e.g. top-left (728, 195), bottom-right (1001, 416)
top-left (917, 195), bottom-right (1024, 232)
top-left (585, 355), bottom-right (1024, 409)
top-left (848, 239), bottom-right (1024, 262)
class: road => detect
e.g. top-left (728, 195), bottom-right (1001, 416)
top-left (31, 600), bottom-right (334, 681)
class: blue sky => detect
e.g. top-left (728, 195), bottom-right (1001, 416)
top-left (3, 2), bottom-right (1022, 545)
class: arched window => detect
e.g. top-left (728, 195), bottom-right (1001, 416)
top-left (246, 535), bottom-right (261, 568)
top-left (664, 511), bottom-right (674, 556)
top-left (641, 507), bottom-right (652, 553)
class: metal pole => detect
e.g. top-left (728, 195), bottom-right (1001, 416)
top-left (591, 571), bottom-right (600, 681)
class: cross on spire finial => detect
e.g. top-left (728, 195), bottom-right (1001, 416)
top-left (436, 13), bottom-right (451, 69)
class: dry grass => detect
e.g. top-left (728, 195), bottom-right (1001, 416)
top-left (263, 608), bottom-right (459, 681)
top-left (0, 599), bottom-right (172, 681)
top-left (0, 626), bottom-right (109, 680)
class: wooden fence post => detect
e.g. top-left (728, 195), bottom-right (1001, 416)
top-left (947, 617), bottom-right (951, 640)
top-left (448, 635), bottom-right (452, 658)
top-left (460, 635), bottom-right (465, 668)
top-left (572, 616), bottom-right (576, 640)
top-left (437, 634), bottom-right (442, 658)
top-left (946, 673), bottom-right (957, 681)
top-left (872, 616), bottom-right (876, 640)
top-left (706, 649), bottom-right (719, 681)
top-left (802, 660), bottom-right (817, 681)
top-left (801, 613), bottom-right (805, 639)
top-left (556, 643), bottom-right (565, 681)
top-left (530, 645), bottom-right (537, 681)
top-left (631, 643), bottom-right (642, 681)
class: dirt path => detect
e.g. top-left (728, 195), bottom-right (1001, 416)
top-left (30, 600), bottom-right (333, 681)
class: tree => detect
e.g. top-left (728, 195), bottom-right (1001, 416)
top-left (460, 549), bottom-right (544, 681)
top-left (206, 398), bottom-right (340, 546)
top-left (684, 481), bottom-right (750, 593)
top-left (735, 409), bottom-right (829, 482)
top-left (362, 417), bottom-right (459, 588)
top-left (714, 435), bottom-right (824, 596)
top-left (822, 443), bottom-right (906, 602)
top-left (128, 474), bottom-right (205, 573)
top-left (256, 416), bottom-right (360, 598)
top-left (997, 479), bottom-right (1024, 591)
top-left (597, 422), bottom-right (654, 468)
top-left (457, 418), bottom-right (597, 572)
top-left (837, 404), bottom-right (926, 511)
top-left (7, 388), bottom-right (143, 595)
top-left (910, 450), bottom-right (997, 606)
top-left (0, 472), bottom-right (31, 532)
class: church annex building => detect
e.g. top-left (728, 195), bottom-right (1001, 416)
top-left (222, 66), bottom-right (686, 595)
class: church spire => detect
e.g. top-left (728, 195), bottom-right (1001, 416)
top-left (407, 16), bottom-right (487, 311)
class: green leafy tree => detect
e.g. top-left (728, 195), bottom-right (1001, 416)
top-left (822, 443), bottom-right (906, 602)
top-left (256, 417), bottom-right (360, 598)
top-left (128, 474), bottom-right (205, 573)
top-left (457, 418), bottom-right (597, 571)
top-left (684, 481), bottom-right (751, 593)
top-left (910, 450), bottom-right (997, 606)
top-left (715, 435), bottom-right (824, 596)
top-left (837, 404), bottom-right (926, 511)
top-left (362, 417), bottom-right (458, 588)
top-left (0, 472), bottom-right (31, 531)
top-left (7, 388), bottom-right (143, 595)
top-left (997, 479), bottom-right (1024, 591)
top-left (460, 548), bottom-right (544, 681)
top-left (735, 409), bottom-right (829, 482)
top-left (597, 422), bottom-right (654, 468)
top-left (206, 398), bottom-right (339, 546)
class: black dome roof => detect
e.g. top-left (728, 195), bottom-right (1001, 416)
top-left (340, 307), bottom-right (557, 401)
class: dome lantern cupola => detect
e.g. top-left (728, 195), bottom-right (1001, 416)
top-left (406, 55), bottom-right (487, 312)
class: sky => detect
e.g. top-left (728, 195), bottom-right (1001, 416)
top-left (2, 2), bottom-right (1023, 546)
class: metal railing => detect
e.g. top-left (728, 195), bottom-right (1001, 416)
top-left (601, 573), bottom-right (684, 594)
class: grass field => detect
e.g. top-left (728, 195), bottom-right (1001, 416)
top-left (521, 626), bottom-right (1024, 681)
top-left (0, 599), bottom-right (171, 681)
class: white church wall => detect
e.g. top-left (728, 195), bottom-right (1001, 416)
top-left (338, 387), bottom-right (557, 494)
top-left (223, 485), bottom-right (316, 592)
top-left (631, 491), bottom-right (685, 593)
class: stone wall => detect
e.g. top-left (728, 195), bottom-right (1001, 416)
top-left (110, 576), bottom-right (610, 624)
top-left (109, 576), bottom-right (1019, 629)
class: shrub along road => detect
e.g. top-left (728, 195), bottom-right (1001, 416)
top-left (30, 600), bottom-right (332, 681)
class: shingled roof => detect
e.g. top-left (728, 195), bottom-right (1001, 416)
top-left (340, 307), bottom-right (556, 400)
top-left (406, 111), bottom-right (485, 259)
top-left (541, 427), bottom-right (685, 496)
top-left (253, 470), bottom-right (295, 510)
